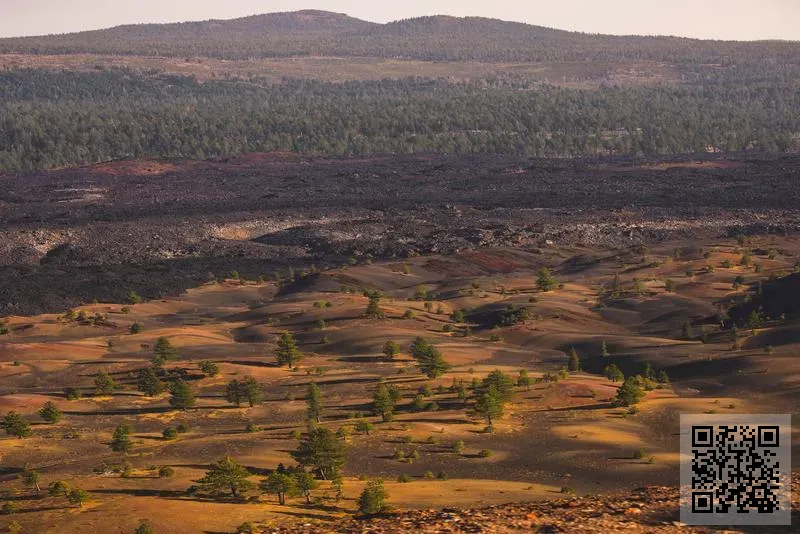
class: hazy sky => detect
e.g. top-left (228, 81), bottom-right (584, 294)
top-left (1, 0), bottom-right (799, 40)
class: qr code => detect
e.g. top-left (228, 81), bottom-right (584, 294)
top-left (680, 414), bottom-right (791, 526)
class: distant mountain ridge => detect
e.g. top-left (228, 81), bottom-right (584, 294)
top-left (1, 9), bottom-right (798, 64)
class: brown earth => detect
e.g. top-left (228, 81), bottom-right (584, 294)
top-left (1, 237), bottom-right (799, 533)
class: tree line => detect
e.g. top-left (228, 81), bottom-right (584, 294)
top-left (1, 69), bottom-right (797, 173)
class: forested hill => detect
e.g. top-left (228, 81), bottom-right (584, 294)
top-left (1, 9), bottom-right (799, 64)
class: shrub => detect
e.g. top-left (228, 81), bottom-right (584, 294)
top-left (436, 471), bottom-right (448, 480)
top-left (135, 521), bottom-right (156, 534)
top-left (423, 471), bottom-right (435, 479)
top-left (560, 486), bottom-right (576, 495)
top-left (633, 448), bottom-right (648, 460)
top-left (162, 427), bottom-right (178, 440)
top-left (1, 502), bottom-right (19, 515)
top-left (158, 466), bottom-right (175, 478)
top-left (397, 473), bottom-right (413, 483)
top-left (176, 422), bottom-right (189, 433)
top-left (358, 479), bottom-right (388, 515)
top-left (478, 449), bottom-right (492, 458)
top-left (452, 440), bottom-right (466, 454)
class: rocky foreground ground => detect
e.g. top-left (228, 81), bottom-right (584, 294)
top-left (265, 477), bottom-right (799, 533)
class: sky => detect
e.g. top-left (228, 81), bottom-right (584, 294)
top-left (1, 0), bottom-right (799, 41)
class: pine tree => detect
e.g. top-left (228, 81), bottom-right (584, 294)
top-left (137, 367), bottom-right (164, 397)
top-left (169, 379), bottom-right (195, 410)
top-left (568, 347), bottom-right (581, 372)
top-left (382, 340), bottom-right (400, 360)
top-left (410, 337), bottom-right (450, 378)
top-left (196, 456), bottom-right (254, 498)
top-left (94, 370), bottom-right (117, 396)
top-left (293, 470), bottom-right (319, 505)
top-left (306, 383), bottom-right (323, 424)
top-left (111, 422), bottom-right (133, 455)
top-left (358, 479), bottom-right (388, 515)
top-left (152, 337), bottom-right (179, 365)
top-left (372, 383), bottom-right (396, 422)
top-left (261, 471), bottom-right (298, 505)
top-left (474, 386), bottom-right (504, 426)
top-left (20, 467), bottom-right (41, 493)
top-left (38, 401), bottom-right (63, 424)
top-left (616, 376), bottom-right (645, 406)
top-left (364, 291), bottom-right (386, 319)
top-left (241, 377), bottom-right (263, 407)
top-left (603, 363), bottom-right (624, 382)
top-left (536, 267), bottom-right (557, 291)
top-left (275, 331), bottom-right (301, 368)
top-left (226, 379), bottom-right (243, 407)
top-left (291, 427), bottom-right (347, 480)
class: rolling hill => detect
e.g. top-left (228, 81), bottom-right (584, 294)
top-left (1, 9), bottom-right (799, 64)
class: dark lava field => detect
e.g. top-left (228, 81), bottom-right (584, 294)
top-left (1, 152), bottom-right (799, 314)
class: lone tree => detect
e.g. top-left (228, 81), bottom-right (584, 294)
top-left (198, 361), bottom-right (219, 377)
top-left (291, 427), bottom-right (347, 480)
top-left (364, 291), bottom-right (386, 319)
top-left (358, 479), bottom-right (388, 515)
top-left (67, 488), bottom-right (90, 507)
top-left (372, 383), bottom-right (397, 422)
top-left (152, 337), bottom-right (179, 366)
top-left (536, 267), bottom-right (558, 292)
top-left (275, 331), bottom-right (301, 368)
top-left (137, 367), bottom-right (164, 397)
top-left (382, 340), bottom-right (400, 360)
top-left (169, 380), bottom-right (196, 410)
top-left (111, 422), bottom-right (133, 455)
top-left (196, 456), bottom-right (254, 498)
top-left (410, 337), bottom-right (451, 378)
top-left (38, 401), bottom-right (63, 424)
top-left (474, 386), bottom-right (505, 428)
top-left (261, 471), bottom-right (299, 505)
top-left (603, 363), bottom-right (625, 383)
top-left (94, 370), bottom-right (117, 396)
top-left (568, 348), bottom-right (581, 372)
top-left (306, 383), bottom-right (324, 425)
top-left (481, 370), bottom-right (515, 402)
top-left (616, 376), bottom-right (646, 406)
top-left (2, 411), bottom-right (31, 438)
top-left (19, 467), bottom-right (41, 493)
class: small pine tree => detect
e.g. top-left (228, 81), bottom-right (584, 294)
top-left (382, 340), bottom-right (400, 360)
top-left (94, 370), bottom-right (117, 396)
top-left (137, 367), bottom-right (164, 397)
top-left (111, 422), bottom-right (133, 455)
top-left (372, 383), bottom-right (396, 422)
top-left (568, 347), bottom-right (581, 372)
top-left (616, 376), bottom-right (645, 406)
top-left (306, 382), bottom-right (324, 424)
top-left (127, 291), bottom-right (143, 305)
top-left (169, 380), bottom-right (195, 410)
top-left (536, 267), bottom-right (557, 292)
top-left (275, 331), bottom-right (301, 368)
top-left (130, 322), bottom-right (143, 334)
top-left (358, 479), bottom-right (388, 515)
top-left (38, 401), bottom-right (63, 424)
top-left (364, 291), bottom-right (386, 319)
top-left (604, 363), bottom-right (624, 382)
